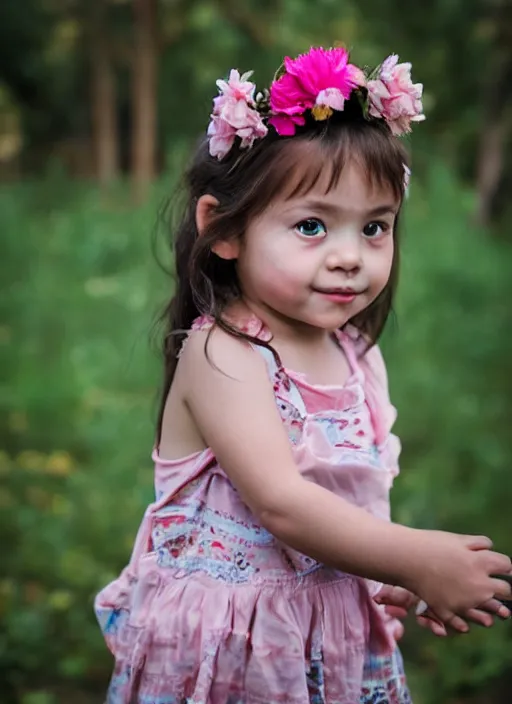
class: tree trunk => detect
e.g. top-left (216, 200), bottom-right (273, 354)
top-left (476, 118), bottom-right (507, 228)
top-left (475, 0), bottom-right (512, 227)
top-left (90, 0), bottom-right (119, 188)
top-left (131, 0), bottom-right (158, 201)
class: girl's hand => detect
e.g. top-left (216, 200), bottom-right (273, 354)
top-left (375, 584), bottom-right (511, 638)
top-left (405, 532), bottom-right (512, 631)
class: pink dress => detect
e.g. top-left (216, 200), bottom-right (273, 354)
top-left (95, 315), bottom-right (412, 703)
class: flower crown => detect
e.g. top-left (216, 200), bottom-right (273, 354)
top-left (207, 47), bottom-right (425, 161)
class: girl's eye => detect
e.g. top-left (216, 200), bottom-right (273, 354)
top-left (363, 221), bottom-right (389, 238)
top-left (295, 218), bottom-right (327, 238)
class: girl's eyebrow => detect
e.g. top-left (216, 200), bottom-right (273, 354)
top-left (284, 199), bottom-right (398, 218)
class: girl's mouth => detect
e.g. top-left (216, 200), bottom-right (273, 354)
top-left (314, 287), bottom-right (361, 304)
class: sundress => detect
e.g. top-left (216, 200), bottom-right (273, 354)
top-left (95, 314), bottom-right (412, 703)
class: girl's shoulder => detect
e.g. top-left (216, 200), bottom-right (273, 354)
top-left (177, 313), bottom-right (271, 382)
top-left (179, 311), bottom-right (272, 358)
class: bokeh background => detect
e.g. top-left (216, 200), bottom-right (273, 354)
top-left (1, 1), bottom-right (512, 702)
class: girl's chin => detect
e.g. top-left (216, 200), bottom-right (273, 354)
top-left (291, 312), bottom-right (354, 332)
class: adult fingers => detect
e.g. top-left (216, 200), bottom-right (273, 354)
top-left (444, 614), bottom-right (470, 634)
top-left (375, 585), bottom-right (417, 609)
top-left (392, 621), bottom-right (405, 642)
top-left (384, 605), bottom-right (409, 621)
top-left (491, 577), bottom-right (512, 600)
top-left (477, 597), bottom-right (511, 620)
top-left (463, 608), bottom-right (493, 628)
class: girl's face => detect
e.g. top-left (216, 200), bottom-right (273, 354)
top-left (235, 159), bottom-right (398, 334)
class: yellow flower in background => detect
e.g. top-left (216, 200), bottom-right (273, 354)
top-left (48, 590), bottom-right (73, 611)
top-left (14, 450), bottom-right (76, 475)
top-left (45, 451), bottom-right (75, 476)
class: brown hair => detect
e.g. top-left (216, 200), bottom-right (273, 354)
top-left (157, 95), bottom-right (409, 434)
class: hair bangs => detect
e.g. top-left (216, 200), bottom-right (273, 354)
top-left (336, 124), bottom-right (407, 202)
top-left (278, 137), bottom-right (350, 201)
top-left (252, 123), bottom-right (407, 207)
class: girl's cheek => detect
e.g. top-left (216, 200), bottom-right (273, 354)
top-left (244, 236), bottom-right (308, 294)
top-left (259, 257), bottom-right (305, 295)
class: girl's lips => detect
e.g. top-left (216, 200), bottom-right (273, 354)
top-left (320, 292), bottom-right (356, 303)
top-left (314, 287), bottom-right (361, 304)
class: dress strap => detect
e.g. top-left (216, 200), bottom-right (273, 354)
top-left (177, 315), bottom-right (215, 358)
top-left (340, 327), bottom-right (401, 474)
top-left (338, 328), bottom-right (387, 442)
top-left (251, 344), bottom-right (308, 417)
top-left (336, 329), bottom-right (362, 377)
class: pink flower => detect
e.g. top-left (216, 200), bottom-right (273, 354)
top-left (207, 116), bottom-right (236, 160)
top-left (215, 69), bottom-right (256, 104)
top-left (207, 69), bottom-right (268, 159)
top-left (316, 87), bottom-right (346, 111)
top-left (367, 55), bottom-right (425, 136)
top-left (269, 47), bottom-right (364, 136)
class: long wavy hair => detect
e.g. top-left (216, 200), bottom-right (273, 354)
top-left (156, 95), bottom-right (409, 436)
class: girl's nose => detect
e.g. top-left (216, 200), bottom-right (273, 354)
top-left (325, 239), bottom-right (362, 274)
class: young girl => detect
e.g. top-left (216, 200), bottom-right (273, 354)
top-left (95, 47), bottom-right (512, 703)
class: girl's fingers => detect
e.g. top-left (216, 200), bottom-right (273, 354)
top-left (445, 614), bottom-right (470, 634)
top-left (461, 535), bottom-right (493, 550)
top-left (416, 615), bottom-right (447, 637)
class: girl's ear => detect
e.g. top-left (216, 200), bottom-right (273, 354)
top-left (196, 194), bottom-right (239, 260)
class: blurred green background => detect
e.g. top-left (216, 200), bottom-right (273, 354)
top-left (1, 1), bottom-right (512, 702)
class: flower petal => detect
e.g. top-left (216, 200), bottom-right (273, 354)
top-left (269, 113), bottom-right (304, 136)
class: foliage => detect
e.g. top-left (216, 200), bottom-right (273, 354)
top-left (0, 174), bottom-right (170, 701)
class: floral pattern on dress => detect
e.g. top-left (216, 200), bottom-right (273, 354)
top-left (151, 501), bottom-right (321, 583)
top-left (360, 649), bottom-right (412, 704)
